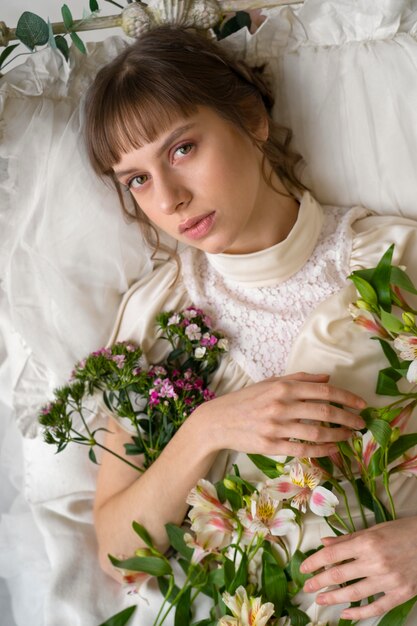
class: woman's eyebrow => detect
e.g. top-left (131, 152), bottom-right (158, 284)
top-left (113, 122), bottom-right (196, 179)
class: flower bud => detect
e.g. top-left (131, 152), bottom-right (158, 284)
top-left (135, 548), bottom-right (152, 558)
top-left (356, 299), bottom-right (373, 312)
top-left (352, 435), bottom-right (363, 455)
top-left (223, 478), bottom-right (237, 491)
top-left (390, 427), bottom-right (401, 444)
top-left (402, 312), bottom-right (415, 327)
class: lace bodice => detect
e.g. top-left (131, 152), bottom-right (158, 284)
top-left (180, 200), bottom-right (366, 382)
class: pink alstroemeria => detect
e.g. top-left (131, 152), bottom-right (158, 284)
top-left (362, 436), bottom-right (378, 468)
top-left (265, 461), bottom-right (339, 517)
top-left (237, 489), bottom-right (296, 539)
top-left (348, 303), bottom-right (389, 338)
top-left (391, 401), bottom-right (416, 432)
top-left (219, 586), bottom-right (275, 626)
top-left (391, 453), bottom-right (417, 477)
top-left (186, 480), bottom-right (235, 550)
top-left (393, 335), bottom-right (417, 383)
top-left (184, 531), bottom-right (219, 564)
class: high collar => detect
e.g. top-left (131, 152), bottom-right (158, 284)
top-left (205, 192), bottom-right (323, 286)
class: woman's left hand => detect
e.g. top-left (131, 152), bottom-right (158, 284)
top-left (300, 516), bottom-right (417, 620)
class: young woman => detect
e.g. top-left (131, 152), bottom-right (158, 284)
top-left (84, 25), bottom-right (417, 624)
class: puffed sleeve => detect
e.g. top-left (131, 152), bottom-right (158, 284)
top-left (286, 211), bottom-right (417, 407)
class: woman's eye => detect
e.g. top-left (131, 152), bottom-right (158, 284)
top-left (128, 174), bottom-right (148, 190)
top-left (175, 143), bottom-right (193, 157)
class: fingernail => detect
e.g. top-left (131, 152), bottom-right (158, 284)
top-left (303, 580), bottom-right (313, 591)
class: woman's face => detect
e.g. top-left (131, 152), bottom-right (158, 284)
top-left (114, 106), bottom-right (281, 255)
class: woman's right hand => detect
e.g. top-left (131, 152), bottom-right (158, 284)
top-left (191, 372), bottom-right (366, 458)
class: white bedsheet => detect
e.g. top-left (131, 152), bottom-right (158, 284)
top-left (3, 1), bottom-right (417, 624)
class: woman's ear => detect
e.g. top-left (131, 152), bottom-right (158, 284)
top-left (255, 111), bottom-right (269, 142)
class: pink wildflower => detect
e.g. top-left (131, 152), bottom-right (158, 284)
top-left (185, 323), bottom-right (202, 341)
top-left (112, 354), bottom-right (126, 369)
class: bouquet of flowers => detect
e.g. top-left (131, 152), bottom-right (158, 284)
top-left (39, 246), bottom-right (417, 626)
top-left (39, 306), bottom-right (228, 471)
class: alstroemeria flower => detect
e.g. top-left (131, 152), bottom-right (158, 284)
top-left (390, 452), bottom-right (417, 477)
top-left (186, 480), bottom-right (235, 549)
top-left (265, 461), bottom-right (339, 516)
top-left (348, 303), bottom-right (389, 338)
top-left (237, 489), bottom-right (296, 539)
top-left (184, 531), bottom-right (219, 564)
top-left (219, 586), bottom-right (275, 626)
top-left (393, 335), bottom-right (417, 383)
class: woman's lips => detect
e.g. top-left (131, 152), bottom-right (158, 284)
top-left (179, 212), bottom-right (216, 240)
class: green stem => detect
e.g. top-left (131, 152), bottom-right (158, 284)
top-left (153, 575), bottom-right (174, 626)
top-left (351, 478), bottom-right (369, 529)
top-left (94, 440), bottom-right (143, 472)
top-left (332, 512), bottom-right (352, 534)
top-left (155, 566), bottom-right (197, 626)
top-left (332, 481), bottom-right (356, 532)
top-left (383, 469), bottom-right (397, 520)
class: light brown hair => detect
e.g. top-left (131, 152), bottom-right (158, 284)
top-left (84, 25), bottom-right (305, 256)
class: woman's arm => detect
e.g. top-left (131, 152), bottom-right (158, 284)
top-left (94, 372), bottom-right (366, 580)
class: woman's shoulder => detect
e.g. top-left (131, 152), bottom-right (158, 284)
top-left (349, 209), bottom-right (417, 276)
top-left (107, 259), bottom-right (192, 360)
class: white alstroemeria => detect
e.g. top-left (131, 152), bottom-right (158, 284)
top-left (167, 313), bottom-right (181, 325)
top-left (276, 619), bottom-right (292, 626)
top-left (393, 335), bottom-right (417, 382)
top-left (184, 531), bottom-right (221, 564)
top-left (194, 346), bottom-right (207, 359)
top-left (265, 461), bottom-right (339, 517)
top-left (220, 586), bottom-right (275, 626)
top-left (237, 488), bottom-right (296, 539)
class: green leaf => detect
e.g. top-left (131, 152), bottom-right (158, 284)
top-left (337, 619), bottom-right (354, 626)
top-left (54, 35), bottom-right (70, 61)
top-left (70, 31), bottom-right (87, 54)
top-left (97, 606), bottom-right (137, 626)
top-left (15, 12), bottom-right (49, 50)
top-left (287, 550), bottom-right (311, 588)
top-left (61, 4), bottom-right (73, 29)
top-left (88, 447), bottom-right (98, 464)
top-left (90, 0), bottom-right (99, 11)
top-left (376, 369), bottom-right (401, 397)
top-left (377, 594), bottom-right (417, 625)
top-left (0, 44), bottom-right (20, 69)
top-left (391, 266), bottom-right (417, 295)
top-left (108, 554), bottom-right (172, 577)
top-left (132, 521), bottom-right (154, 548)
top-left (285, 606), bottom-right (310, 626)
top-left (223, 556), bottom-right (235, 590)
top-left (373, 338), bottom-right (401, 369)
top-left (364, 417), bottom-right (392, 449)
top-left (165, 524), bottom-right (194, 561)
top-left (174, 586), bottom-right (191, 626)
top-left (372, 244), bottom-right (394, 311)
top-left (349, 275), bottom-right (378, 306)
top-left (247, 454), bottom-right (284, 479)
top-left (229, 552), bottom-right (248, 594)
top-left (388, 433), bottom-right (417, 464)
top-left (367, 448), bottom-right (384, 478)
top-left (262, 552), bottom-right (287, 615)
top-left (380, 310), bottom-right (404, 333)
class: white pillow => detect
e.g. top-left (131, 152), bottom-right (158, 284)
top-left (242, 0), bottom-right (417, 215)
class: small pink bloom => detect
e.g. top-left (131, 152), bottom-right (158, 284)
top-left (112, 354), bottom-right (126, 369)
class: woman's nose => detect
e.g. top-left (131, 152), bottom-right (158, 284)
top-left (156, 176), bottom-right (191, 214)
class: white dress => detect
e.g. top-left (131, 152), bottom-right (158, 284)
top-left (109, 192), bottom-right (417, 625)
